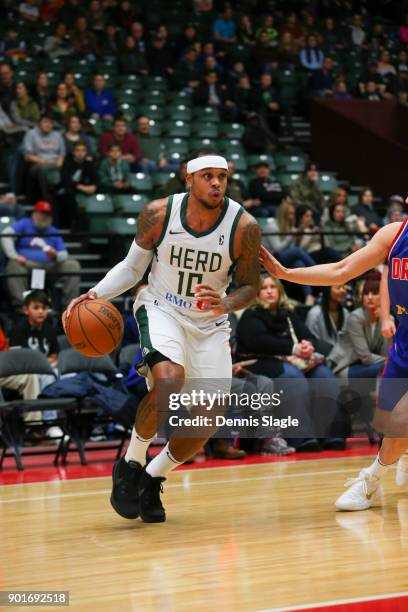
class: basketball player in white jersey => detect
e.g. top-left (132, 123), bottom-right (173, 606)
top-left (64, 150), bottom-right (261, 522)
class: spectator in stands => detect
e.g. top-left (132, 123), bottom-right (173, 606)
top-left (358, 62), bottom-right (385, 98)
top-left (0, 193), bottom-right (25, 219)
top-left (1, 201), bottom-right (80, 309)
top-left (59, 142), bottom-right (98, 227)
top-left (351, 188), bottom-right (383, 233)
top-left (19, 0), bottom-right (39, 23)
top-left (119, 35), bottom-right (149, 76)
top-left (59, 0), bottom-right (82, 29)
top-left (194, 70), bottom-right (236, 119)
top-left (117, 1), bottom-right (136, 29)
top-left (32, 73), bottom-right (51, 116)
top-left (49, 83), bottom-right (79, 125)
top-left (242, 112), bottom-right (273, 154)
top-left (10, 291), bottom-right (58, 367)
top-left (262, 199), bottom-right (316, 305)
top-left (237, 275), bottom-right (342, 452)
top-left (129, 21), bottom-right (146, 54)
top-left (99, 117), bottom-right (142, 170)
top-left (162, 160), bottom-right (187, 196)
top-left (87, 0), bottom-right (106, 34)
top-left (63, 73), bottom-right (85, 116)
top-left (176, 23), bottom-right (199, 57)
top-left (251, 30), bottom-right (276, 75)
top-left (399, 14), bottom-right (408, 46)
top-left (320, 17), bottom-right (343, 52)
top-left (310, 56), bottom-right (335, 96)
top-left (85, 74), bottom-right (116, 120)
top-left (147, 34), bottom-right (174, 78)
top-left (63, 115), bottom-right (91, 156)
top-left (136, 115), bottom-right (176, 173)
top-left (362, 80), bottom-right (385, 101)
top-left (296, 204), bottom-right (341, 263)
top-left (323, 202), bottom-right (364, 258)
top-left (43, 23), bottom-right (73, 59)
top-left (280, 13), bottom-right (304, 48)
top-left (252, 72), bottom-right (280, 134)
top-left (275, 32), bottom-right (299, 68)
top-left (99, 143), bottom-right (131, 194)
top-left (174, 47), bottom-right (202, 91)
top-left (213, 5), bottom-right (237, 46)
top-left (10, 82), bottom-right (39, 129)
top-left (23, 115), bottom-right (65, 202)
top-left (1, 28), bottom-right (27, 60)
top-left (248, 161), bottom-right (285, 217)
top-left (102, 24), bottom-right (121, 59)
top-left (255, 14), bottom-right (278, 46)
top-left (0, 63), bottom-right (15, 113)
top-left (299, 35), bottom-right (324, 71)
top-left (236, 14), bottom-right (255, 45)
top-left (290, 162), bottom-right (324, 216)
top-left (233, 75), bottom-right (253, 120)
top-left (333, 79), bottom-right (352, 100)
top-left (349, 14), bottom-right (366, 48)
top-left (227, 61), bottom-right (247, 91)
top-left (226, 160), bottom-right (258, 209)
top-left (377, 50), bottom-right (397, 78)
top-left (306, 284), bottom-right (350, 350)
top-left (328, 273), bottom-right (387, 379)
top-left (0, 319), bottom-right (40, 401)
top-left (70, 16), bottom-right (100, 59)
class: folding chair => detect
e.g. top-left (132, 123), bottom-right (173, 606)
top-left (0, 349), bottom-right (77, 470)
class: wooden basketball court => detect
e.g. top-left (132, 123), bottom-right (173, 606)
top-left (2, 455), bottom-right (408, 611)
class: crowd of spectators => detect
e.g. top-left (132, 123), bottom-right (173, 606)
top-left (0, 0), bottom-right (406, 457)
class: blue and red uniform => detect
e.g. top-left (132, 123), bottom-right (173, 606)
top-left (378, 218), bottom-right (408, 410)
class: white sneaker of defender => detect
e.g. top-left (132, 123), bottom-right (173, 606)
top-left (396, 453), bottom-right (408, 487)
top-left (335, 468), bottom-right (383, 511)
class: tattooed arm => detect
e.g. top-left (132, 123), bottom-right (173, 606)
top-left (64, 199), bottom-right (167, 320)
top-left (196, 212), bottom-right (261, 315)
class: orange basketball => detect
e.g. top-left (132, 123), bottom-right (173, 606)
top-left (66, 299), bottom-right (124, 357)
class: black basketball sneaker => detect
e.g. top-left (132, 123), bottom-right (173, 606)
top-left (110, 457), bottom-right (142, 519)
top-left (138, 469), bottom-right (166, 523)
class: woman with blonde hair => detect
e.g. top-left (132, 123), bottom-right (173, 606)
top-left (262, 199), bottom-right (316, 304)
top-left (236, 274), bottom-right (345, 451)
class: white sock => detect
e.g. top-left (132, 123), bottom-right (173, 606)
top-left (367, 454), bottom-right (394, 479)
top-left (146, 442), bottom-right (182, 478)
top-left (125, 427), bottom-right (154, 466)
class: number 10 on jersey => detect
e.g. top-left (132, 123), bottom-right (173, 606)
top-left (177, 271), bottom-right (204, 297)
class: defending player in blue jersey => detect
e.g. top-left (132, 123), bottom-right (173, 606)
top-left (260, 215), bottom-right (408, 511)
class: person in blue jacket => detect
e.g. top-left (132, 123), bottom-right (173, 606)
top-left (0, 200), bottom-right (80, 308)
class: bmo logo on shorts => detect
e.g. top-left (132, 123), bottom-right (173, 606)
top-left (165, 292), bottom-right (193, 309)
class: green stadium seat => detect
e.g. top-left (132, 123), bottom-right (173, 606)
top-left (71, 60), bottom-right (93, 74)
top-left (163, 120), bottom-right (191, 138)
top-left (110, 217), bottom-right (138, 235)
top-left (189, 138), bottom-right (216, 151)
top-left (167, 90), bottom-right (193, 104)
top-left (348, 194), bottom-right (359, 206)
top-left (164, 138), bottom-right (189, 155)
top-left (277, 69), bottom-right (298, 106)
top-left (117, 75), bottom-right (142, 89)
top-left (143, 89), bottom-right (167, 106)
top-left (117, 89), bottom-right (142, 104)
top-left (89, 217), bottom-right (111, 245)
top-left (219, 139), bottom-right (245, 155)
top-left (144, 76), bottom-right (168, 91)
top-left (247, 154), bottom-right (276, 171)
top-left (77, 193), bottom-right (114, 215)
top-left (276, 154), bottom-right (306, 173)
top-left (193, 107), bottom-right (220, 123)
top-left (129, 173), bottom-right (153, 192)
top-left (0, 215), bottom-right (15, 236)
top-left (138, 104), bottom-right (164, 120)
top-left (192, 123), bottom-right (219, 139)
top-left (220, 123), bottom-right (245, 138)
top-left (113, 194), bottom-right (147, 215)
top-left (230, 172), bottom-right (248, 188)
top-left (145, 120), bottom-right (162, 136)
top-left (319, 174), bottom-right (338, 194)
top-left (167, 105), bottom-right (192, 121)
top-left (228, 153), bottom-right (248, 172)
top-left (117, 103), bottom-right (138, 121)
top-left (278, 173), bottom-right (301, 188)
top-left (152, 172), bottom-right (175, 187)
top-left (87, 136), bottom-right (99, 158)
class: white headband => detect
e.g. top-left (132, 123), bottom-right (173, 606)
top-left (186, 155), bottom-right (228, 174)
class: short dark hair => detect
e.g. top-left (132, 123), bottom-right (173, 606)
top-left (114, 117), bottom-right (128, 124)
top-left (108, 143), bottom-right (122, 152)
top-left (23, 290), bottom-right (51, 308)
top-left (189, 147), bottom-right (222, 160)
top-left (295, 204), bottom-right (314, 226)
top-left (73, 141), bottom-right (87, 150)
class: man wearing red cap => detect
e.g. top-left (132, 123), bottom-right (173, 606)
top-left (0, 200), bottom-right (80, 309)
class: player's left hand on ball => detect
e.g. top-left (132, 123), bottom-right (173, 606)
top-left (195, 284), bottom-right (226, 314)
top-left (63, 290), bottom-right (97, 331)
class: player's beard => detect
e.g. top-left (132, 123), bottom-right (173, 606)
top-left (197, 193), bottom-right (224, 210)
